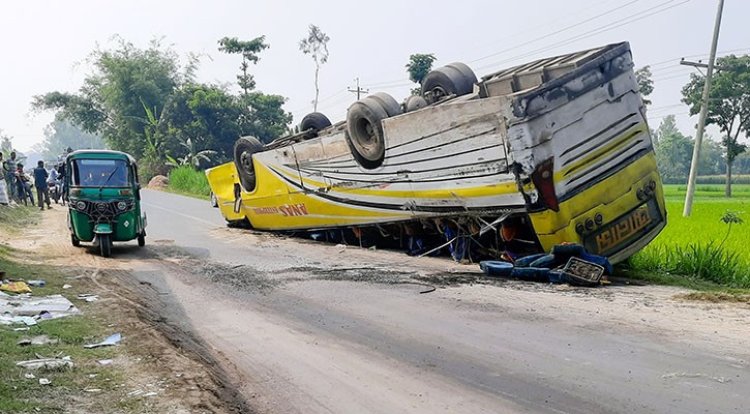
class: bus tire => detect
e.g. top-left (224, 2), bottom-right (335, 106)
top-left (422, 62), bottom-right (477, 103)
top-left (346, 99), bottom-right (389, 169)
top-left (300, 112), bottom-right (332, 135)
top-left (368, 92), bottom-right (402, 117)
top-left (233, 136), bottom-right (264, 192)
top-left (404, 95), bottom-right (428, 112)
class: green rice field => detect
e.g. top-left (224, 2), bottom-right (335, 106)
top-left (627, 184), bottom-right (750, 288)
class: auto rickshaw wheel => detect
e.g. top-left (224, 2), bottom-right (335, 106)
top-left (71, 234), bottom-right (80, 247)
top-left (98, 234), bottom-right (112, 258)
top-left (137, 233), bottom-right (145, 247)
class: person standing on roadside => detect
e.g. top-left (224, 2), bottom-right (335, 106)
top-left (33, 160), bottom-right (51, 210)
top-left (3, 151), bottom-right (18, 201)
top-left (0, 153), bottom-right (7, 205)
top-left (15, 163), bottom-right (34, 206)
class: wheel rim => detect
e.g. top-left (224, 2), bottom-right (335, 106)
top-left (352, 118), bottom-right (380, 160)
top-left (240, 152), bottom-right (253, 173)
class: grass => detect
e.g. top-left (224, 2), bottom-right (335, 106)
top-left (625, 184), bottom-right (750, 289)
top-left (166, 165), bottom-right (211, 199)
top-left (0, 245), bottom-right (134, 412)
top-left (0, 205), bottom-right (41, 233)
top-left (0, 207), bottom-right (143, 412)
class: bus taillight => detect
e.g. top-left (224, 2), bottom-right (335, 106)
top-left (531, 157), bottom-right (559, 212)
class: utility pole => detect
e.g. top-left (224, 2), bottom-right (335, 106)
top-left (347, 78), bottom-right (369, 100)
top-left (682, 0), bottom-right (724, 217)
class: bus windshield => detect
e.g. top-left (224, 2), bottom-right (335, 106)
top-left (71, 159), bottom-right (131, 188)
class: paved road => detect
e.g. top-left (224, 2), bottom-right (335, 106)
top-left (132, 189), bottom-right (749, 414)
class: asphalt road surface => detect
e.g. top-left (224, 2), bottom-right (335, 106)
top-left (129, 189), bottom-right (749, 414)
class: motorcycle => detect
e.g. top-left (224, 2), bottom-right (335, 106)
top-left (49, 178), bottom-right (64, 205)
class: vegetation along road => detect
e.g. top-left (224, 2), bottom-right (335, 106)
top-left (4, 189), bottom-right (747, 413)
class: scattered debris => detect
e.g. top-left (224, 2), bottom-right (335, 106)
top-left (26, 280), bottom-right (46, 287)
top-left (13, 327), bottom-right (30, 331)
top-left (0, 292), bottom-right (80, 325)
top-left (16, 356), bottom-right (73, 370)
top-left (479, 244), bottom-right (611, 287)
top-left (17, 335), bottom-right (59, 347)
top-left (84, 333), bottom-right (121, 349)
top-left (24, 373), bottom-right (35, 379)
top-left (62, 284), bottom-right (72, 289)
top-left (77, 293), bottom-right (100, 302)
top-left (38, 378), bottom-right (51, 386)
top-left (97, 359), bottom-right (114, 366)
top-left (84, 388), bottom-right (102, 393)
top-left (0, 281), bottom-right (32, 294)
top-left (143, 391), bottom-right (158, 397)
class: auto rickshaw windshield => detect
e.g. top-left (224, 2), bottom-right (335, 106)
top-left (71, 159), bottom-right (132, 188)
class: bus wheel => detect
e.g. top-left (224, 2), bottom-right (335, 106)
top-left (346, 93), bottom-right (400, 169)
top-left (300, 112), bottom-right (332, 136)
top-left (368, 92), bottom-right (403, 117)
top-left (233, 136), bottom-right (264, 192)
top-left (71, 234), bottom-right (80, 247)
top-left (404, 95), bottom-right (428, 112)
top-left (422, 62), bottom-right (477, 103)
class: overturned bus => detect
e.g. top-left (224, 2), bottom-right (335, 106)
top-left (206, 42), bottom-right (666, 264)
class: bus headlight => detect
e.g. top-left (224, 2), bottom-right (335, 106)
top-left (75, 201), bottom-right (86, 211)
top-left (116, 201), bottom-right (127, 211)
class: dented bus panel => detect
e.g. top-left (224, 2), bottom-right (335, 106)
top-left (207, 42), bottom-right (666, 263)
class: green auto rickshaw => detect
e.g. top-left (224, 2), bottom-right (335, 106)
top-left (65, 150), bottom-right (147, 257)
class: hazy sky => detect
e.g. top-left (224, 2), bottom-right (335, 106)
top-left (1, 0), bottom-right (747, 153)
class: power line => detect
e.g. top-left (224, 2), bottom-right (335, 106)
top-left (347, 78), bottom-right (369, 100)
top-left (469, 0), bottom-right (642, 64)
top-left (475, 0), bottom-right (691, 72)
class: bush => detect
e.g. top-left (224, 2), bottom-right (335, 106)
top-left (167, 165), bottom-right (211, 197)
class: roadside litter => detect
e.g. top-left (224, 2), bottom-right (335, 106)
top-left (0, 281), bottom-right (32, 294)
top-left (38, 378), bottom-right (51, 385)
top-left (77, 293), bottom-right (100, 302)
top-left (480, 244), bottom-right (612, 287)
top-left (62, 284), bottom-right (72, 289)
top-left (17, 335), bottom-right (59, 346)
top-left (84, 333), bottom-right (121, 349)
top-left (0, 292), bottom-right (80, 325)
top-left (26, 280), bottom-right (46, 287)
top-left (16, 356), bottom-right (73, 370)
top-left (97, 359), bottom-right (114, 366)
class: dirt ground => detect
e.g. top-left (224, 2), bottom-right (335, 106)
top-left (2, 207), bottom-right (250, 413)
top-left (5, 197), bottom-right (750, 413)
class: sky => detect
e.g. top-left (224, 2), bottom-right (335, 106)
top-left (0, 0), bottom-right (747, 153)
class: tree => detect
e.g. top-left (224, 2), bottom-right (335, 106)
top-left (299, 25), bottom-right (330, 112)
top-left (157, 83), bottom-right (245, 161)
top-left (32, 119), bottom-right (105, 161)
top-left (682, 55), bottom-right (750, 197)
top-left (33, 38), bottom-right (183, 159)
top-left (166, 137), bottom-right (217, 169)
top-left (405, 53), bottom-right (437, 96)
top-left (0, 130), bottom-right (13, 157)
top-left (218, 36), bottom-right (269, 97)
top-left (654, 115), bottom-right (693, 181)
top-left (635, 66), bottom-right (654, 106)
